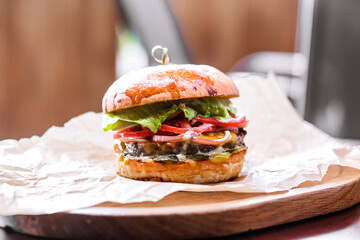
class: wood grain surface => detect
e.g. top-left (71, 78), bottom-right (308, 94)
top-left (1, 165), bottom-right (360, 240)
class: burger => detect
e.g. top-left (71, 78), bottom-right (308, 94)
top-left (102, 64), bottom-right (248, 184)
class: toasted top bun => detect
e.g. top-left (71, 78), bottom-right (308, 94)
top-left (102, 64), bottom-right (239, 113)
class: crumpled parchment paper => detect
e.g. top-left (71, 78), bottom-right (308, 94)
top-left (1, 74), bottom-right (359, 215)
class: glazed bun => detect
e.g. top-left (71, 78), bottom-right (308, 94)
top-left (102, 64), bottom-right (239, 113)
top-left (116, 149), bottom-right (247, 184)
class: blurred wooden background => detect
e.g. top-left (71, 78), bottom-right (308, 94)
top-left (170, 0), bottom-right (298, 71)
top-left (0, 0), bottom-right (116, 139)
top-left (0, 0), bottom-right (298, 139)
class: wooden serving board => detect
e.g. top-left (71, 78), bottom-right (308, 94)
top-left (1, 165), bottom-right (360, 240)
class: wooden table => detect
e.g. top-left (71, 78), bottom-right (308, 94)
top-left (1, 200), bottom-right (360, 239)
top-left (2, 139), bottom-right (359, 239)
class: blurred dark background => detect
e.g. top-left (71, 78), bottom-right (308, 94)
top-left (0, 0), bottom-right (359, 140)
top-left (305, 0), bottom-right (360, 139)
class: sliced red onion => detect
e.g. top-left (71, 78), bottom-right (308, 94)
top-left (118, 137), bottom-right (149, 143)
top-left (210, 127), bottom-right (239, 133)
top-left (152, 134), bottom-right (187, 142)
top-left (191, 131), bottom-right (231, 145)
top-left (209, 121), bottom-right (248, 133)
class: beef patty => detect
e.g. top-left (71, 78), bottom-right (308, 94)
top-left (119, 129), bottom-right (246, 157)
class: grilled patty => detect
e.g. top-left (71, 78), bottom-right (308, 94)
top-left (119, 129), bottom-right (246, 157)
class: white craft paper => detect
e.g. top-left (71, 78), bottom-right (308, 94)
top-left (0, 74), bottom-right (359, 215)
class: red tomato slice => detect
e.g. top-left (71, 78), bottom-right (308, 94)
top-left (193, 116), bottom-right (247, 128)
top-left (154, 130), bottom-right (174, 136)
top-left (237, 120), bottom-right (249, 129)
top-left (113, 129), bottom-right (154, 139)
top-left (160, 123), bottom-right (215, 134)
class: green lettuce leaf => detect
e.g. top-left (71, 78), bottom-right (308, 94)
top-left (103, 97), bottom-right (237, 133)
top-left (184, 97), bottom-right (235, 120)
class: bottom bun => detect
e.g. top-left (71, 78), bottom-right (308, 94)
top-left (116, 149), bottom-right (247, 184)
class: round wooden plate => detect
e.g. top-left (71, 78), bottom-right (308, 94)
top-left (1, 166), bottom-right (360, 240)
